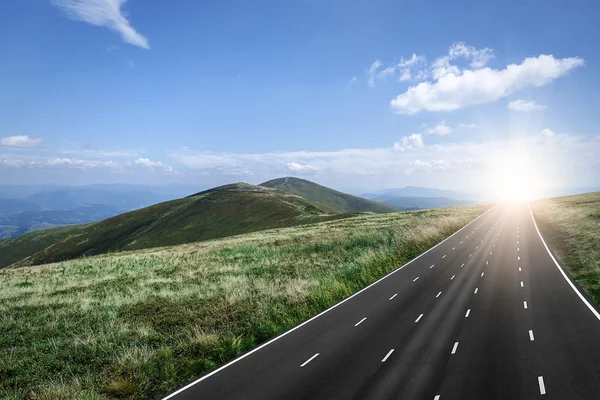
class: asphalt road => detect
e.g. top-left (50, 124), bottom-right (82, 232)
top-left (164, 202), bottom-right (600, 400)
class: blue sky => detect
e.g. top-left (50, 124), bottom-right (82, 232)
top-left (1, 0), bottom-right (599, 197)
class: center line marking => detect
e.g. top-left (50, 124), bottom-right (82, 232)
top-left (389, 294), bottom-right (397, 300)
top-left (474, 287), bottom-right (479, 294)
top-left (436, 291), bottom-right (442, 298)
top-left (451, 342), bottom-right (459, 354)
top-left (524, 301), bottom-right (528, 309)
top-left (521, 281), bottom-right (524, 287)
top-left (451, 275), bottom-right (455, 280)
top-left (442, 255), bottom-right (447, 258)
top-left (300, 353), bottom-right (320, 367)
top-left (413, 277), bottom-right (419, 282)
top-left (465, 309), bottom-right (471, 317)
top-left (415, 314), bottom-right (424, 323)
top-left (529, 330), bottom-right (535, 341)
top-left (355, 317), bottom-right (367, 327)
top-left (538, 376), bottom-right (546, 395)
top-left (381, 349), bottom-right (394, 362)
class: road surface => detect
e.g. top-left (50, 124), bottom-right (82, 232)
top-left (164, 202), bottom-right (600, 400)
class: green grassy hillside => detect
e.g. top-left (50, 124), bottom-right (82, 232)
top-left (260, 177), bottom-right (396, 213)
top-left (0, 224), bottom-right (89, 269)
top-left (1, 183), bottom-right (348, 268)
top-left (0, 204), bottom-right (489, 399)
top-left (531, 192), bottom-right (600, 304)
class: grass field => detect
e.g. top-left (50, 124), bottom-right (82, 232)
top-left (531, 192), bottom-right (600, 305)
top-left (0, 205), bottom-right (488, 399)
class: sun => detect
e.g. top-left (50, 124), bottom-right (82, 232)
top-left (488, 156), bottom-right (542, 201)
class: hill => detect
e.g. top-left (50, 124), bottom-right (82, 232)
top-left (260, 177), bottom-right (396, 213)
top-left (0, 182), bottom-right (353, 268)
top-left (0, 203), bottom-right (489, 399)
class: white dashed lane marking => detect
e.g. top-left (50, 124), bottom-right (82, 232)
top-left (300, 353), bottom-right (320, 367)
top-left (381, 349), bottom-right (394, 362)
top-left (354, 317), bottom-right (367, 327)
top-left (415, 314), bottom-right (424, 323)
top-left (538, 376), bottom-right (546, 395)
top-left (529, 330), bottom-right (535, 341)
top-left (389, 294), bottom-right (397, 300)
top-left (465, 309), bottom-right (471, 318)
top-left (451, 342), bottom-right (459, 354)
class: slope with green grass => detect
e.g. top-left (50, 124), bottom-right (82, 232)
top-left (1, 183), bottom-right (348, 268)
top-left (531, 192), bottom-right (600, 304)
top-left (0, 224), bottom-right (89, 269)
top-left (260, 177), bottom-right (396, 214)
top-left (0, 204), bottom-right (489, 399)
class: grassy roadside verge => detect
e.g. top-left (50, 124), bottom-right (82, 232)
top-left (0, 205), bottom-right (488, 400)
top-left (531, 192), bottom-right (600, 305)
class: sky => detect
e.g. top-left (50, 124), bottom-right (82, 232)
top-left (1, 0), bottom-right (599, 198)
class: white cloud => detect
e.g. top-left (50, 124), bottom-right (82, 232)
top-left (134, 158), bottom-right (177, 173)
top-left (540, 128), bottom-right (555, 139)
top-left (369, 54), bottom-right (428, 85)
top-left (405, 159), bottom-right (450, 174)
top-left (348, 76), bottom-right (358, 85)
top-left (458, 123), bottom-right (478, 129)
top-left (508, 99), bottom-right (548, 112)
top-left (52, 0), bottom-right (150, 49)
top-left (367, 60), bottom-right (382, 87)
top-left (0, 135), bottom-right (43, 147)
top-left (390, 48), bottom-right (583, 114)
top-left (286, 162), bottom-right (320, 175)
top-left (393, 134), bottom-right (424, 152)
top-left (422, 121), bottom-right (452, 135)
top-left (0, 159), bottom-right (25, 168)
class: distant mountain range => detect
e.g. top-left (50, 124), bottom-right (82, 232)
top-left (360, 186), bottom-right (478, 210)
top-left (0, 184), bottom-right (199, 240)
top-left (0, 177), bottom-right (394, 268)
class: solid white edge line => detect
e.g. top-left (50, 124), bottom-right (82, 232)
top-left (381, 348), bottom-right (395, 362)
top-left (161, 206), bottom-right (496, 399)
top-left (451, 342), bottom-right (459, 354)
top-left (355, 317), bottom-right (367, 327)
top-left (300, 353), bottom-right (320, 367)
top-left (528, 202), bottom-right (600, 322)
top-left (529, 330), bottom-right (535, 341)
top-left (538, 376), bottom-right (546, 395)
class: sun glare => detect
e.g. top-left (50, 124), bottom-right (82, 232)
top-left (488, 156), bottom-right (542, 201)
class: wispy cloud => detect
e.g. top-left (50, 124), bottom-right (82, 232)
top-left (421, 121), bottom-right (452, 135)
top-left (508, 99), bottom-right (548, 112)
top-left (0, 135), bottom-right (43, 147)
top-left (52, 0), bottom-right (150, 49)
